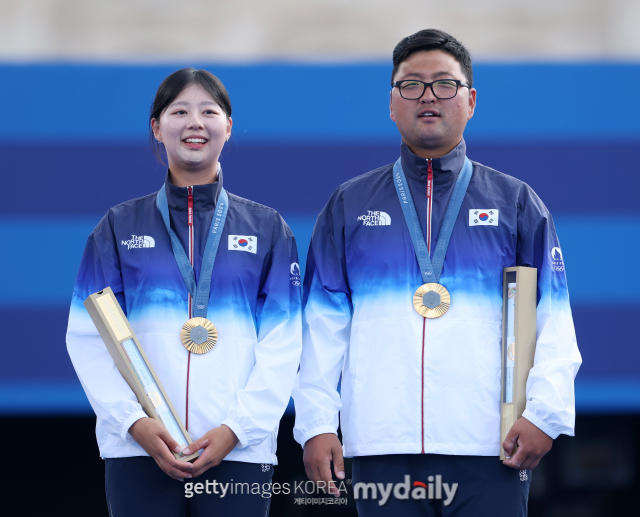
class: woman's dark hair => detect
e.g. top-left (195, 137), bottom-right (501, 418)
top-left (149, 68), bottom-right (232, 162)
top-left (391, 29), bottom-right (473, 88)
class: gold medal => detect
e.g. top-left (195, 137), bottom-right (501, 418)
top-left (413, 283), bottom-right (450, 319)
top-left (180, 317), bottom-right (218, 354)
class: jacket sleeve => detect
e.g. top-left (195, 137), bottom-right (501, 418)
top-left (292, 190), bottom-right (353, 448)
top-left (66, 213), bottom-right (148, 444)
top-left (517, 185), bottom-right (582, 439)
top-left (221, 213), bottom-right (302, 448)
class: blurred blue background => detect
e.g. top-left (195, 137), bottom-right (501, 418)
top-left (1, 62), bottom-right (639, 415)
top-left (2, 1), bottom-right (640, 514)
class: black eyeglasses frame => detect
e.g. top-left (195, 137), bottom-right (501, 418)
top-left (391, 79), bottom-right (470, 100)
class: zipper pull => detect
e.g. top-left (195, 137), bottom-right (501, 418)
top-left (426, 159), bottom-right (433, 199)
top-left (187, 186), bottom-right (194, 227)
top-left (426, 159), bottom-right (433, 255)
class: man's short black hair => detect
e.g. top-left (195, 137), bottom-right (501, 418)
top-left (391, 29), bottom-right (473, 88)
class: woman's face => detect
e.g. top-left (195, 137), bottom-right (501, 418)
top-left (152, 83), bottom-right (232, 170)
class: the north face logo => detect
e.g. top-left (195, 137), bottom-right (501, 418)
top-left (357, 211), bottom-right (391, 226)
top-left (121, 235), bottom-right (155, 250)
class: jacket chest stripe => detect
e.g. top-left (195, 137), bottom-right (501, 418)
top-left (422, 158), bottom-right (433, 451)
top-left (186, 185), bottom-right (194, 430)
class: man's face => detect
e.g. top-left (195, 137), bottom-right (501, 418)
top-left (390, 50), bottom-right (476, 157)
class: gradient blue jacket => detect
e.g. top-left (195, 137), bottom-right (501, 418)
top-left (292, 140), bottom-right (581, 457)
top-left (66, 171), bottom-right (302, 464)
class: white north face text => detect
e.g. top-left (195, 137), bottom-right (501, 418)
top-left (121, 235), bottom-right (155, 249)
top-left (357, 211), bottom-right (391, 226)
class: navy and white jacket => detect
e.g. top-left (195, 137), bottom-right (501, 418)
top-left (67, 171), bottom-right (302, 464)
top-left (292, 139), bottom-right (582, 457)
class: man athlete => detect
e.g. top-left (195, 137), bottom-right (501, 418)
top-left (292, 29), bottom-right (581, 516)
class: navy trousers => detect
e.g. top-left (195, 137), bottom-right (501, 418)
top-left (105, 457), bottom-right (273, 517)
top-left (352, 454), bottom-right (531, 517)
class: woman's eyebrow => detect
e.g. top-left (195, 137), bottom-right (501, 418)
top-left (168, 100), bottom-right (218, 107)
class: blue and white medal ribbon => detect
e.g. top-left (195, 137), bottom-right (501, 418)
top-left (156, 184), bottom-right (229, 353)
top-left (393, 156), bottom-right (473, 318)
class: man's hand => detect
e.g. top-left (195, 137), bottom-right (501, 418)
top-left (128, 417), bottom-right (195, 481)
top-left (181, 425), bottom-right (239, 478)
top-left (303, 433), bottom-right (345, 497)
top-left (502, 417), bottom-right (553, 470)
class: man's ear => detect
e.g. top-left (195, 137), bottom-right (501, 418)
top-left (389, 91), bottom-right (396, 123)
top-left (467, 88), bottom-right (477, 120)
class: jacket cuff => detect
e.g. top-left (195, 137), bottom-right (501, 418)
top-left (522, 408), bottom-right (560, 440)
top-left (120, 410), bottom-right (148, 443)
top-left (221, 418), bottom-right (249, 449)
top-left (299, 426), bottom-right (339, 449)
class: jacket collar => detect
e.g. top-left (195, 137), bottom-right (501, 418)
top-left (164, 167), bottom-right (223, 212)
top-left (400, 138), bottom-right (466, 185)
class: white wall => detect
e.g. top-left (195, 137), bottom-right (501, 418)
top-left (1, 0), bottom-right (639, 61)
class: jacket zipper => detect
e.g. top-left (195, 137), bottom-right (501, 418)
top-left (422, 158), bottom-right (433, 454)
top-left (426, 158), bottom-right (433, 256)
top-left (185, 186), bottom-right (194, 431)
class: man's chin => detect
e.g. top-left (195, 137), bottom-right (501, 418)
top-left (411, 132), bottom-right (446, 150)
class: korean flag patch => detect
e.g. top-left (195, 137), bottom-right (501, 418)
top-left (469, 209), bottom-right (499, 226)
top-left (228, 235), bottom-right (257, 254)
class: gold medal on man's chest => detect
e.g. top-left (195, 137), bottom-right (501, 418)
top-left (413, 283), bottom-right (450, 319)
top-left (180, 317), bottom-right (218, 354)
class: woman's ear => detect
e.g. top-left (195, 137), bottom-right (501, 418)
top-left (226, 117), bottom-right (233, 141)
top-left (152, 119), bottom-right (162, 142)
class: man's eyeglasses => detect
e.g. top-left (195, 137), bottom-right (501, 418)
top-left (392, 79), bottom-right (469, 100)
